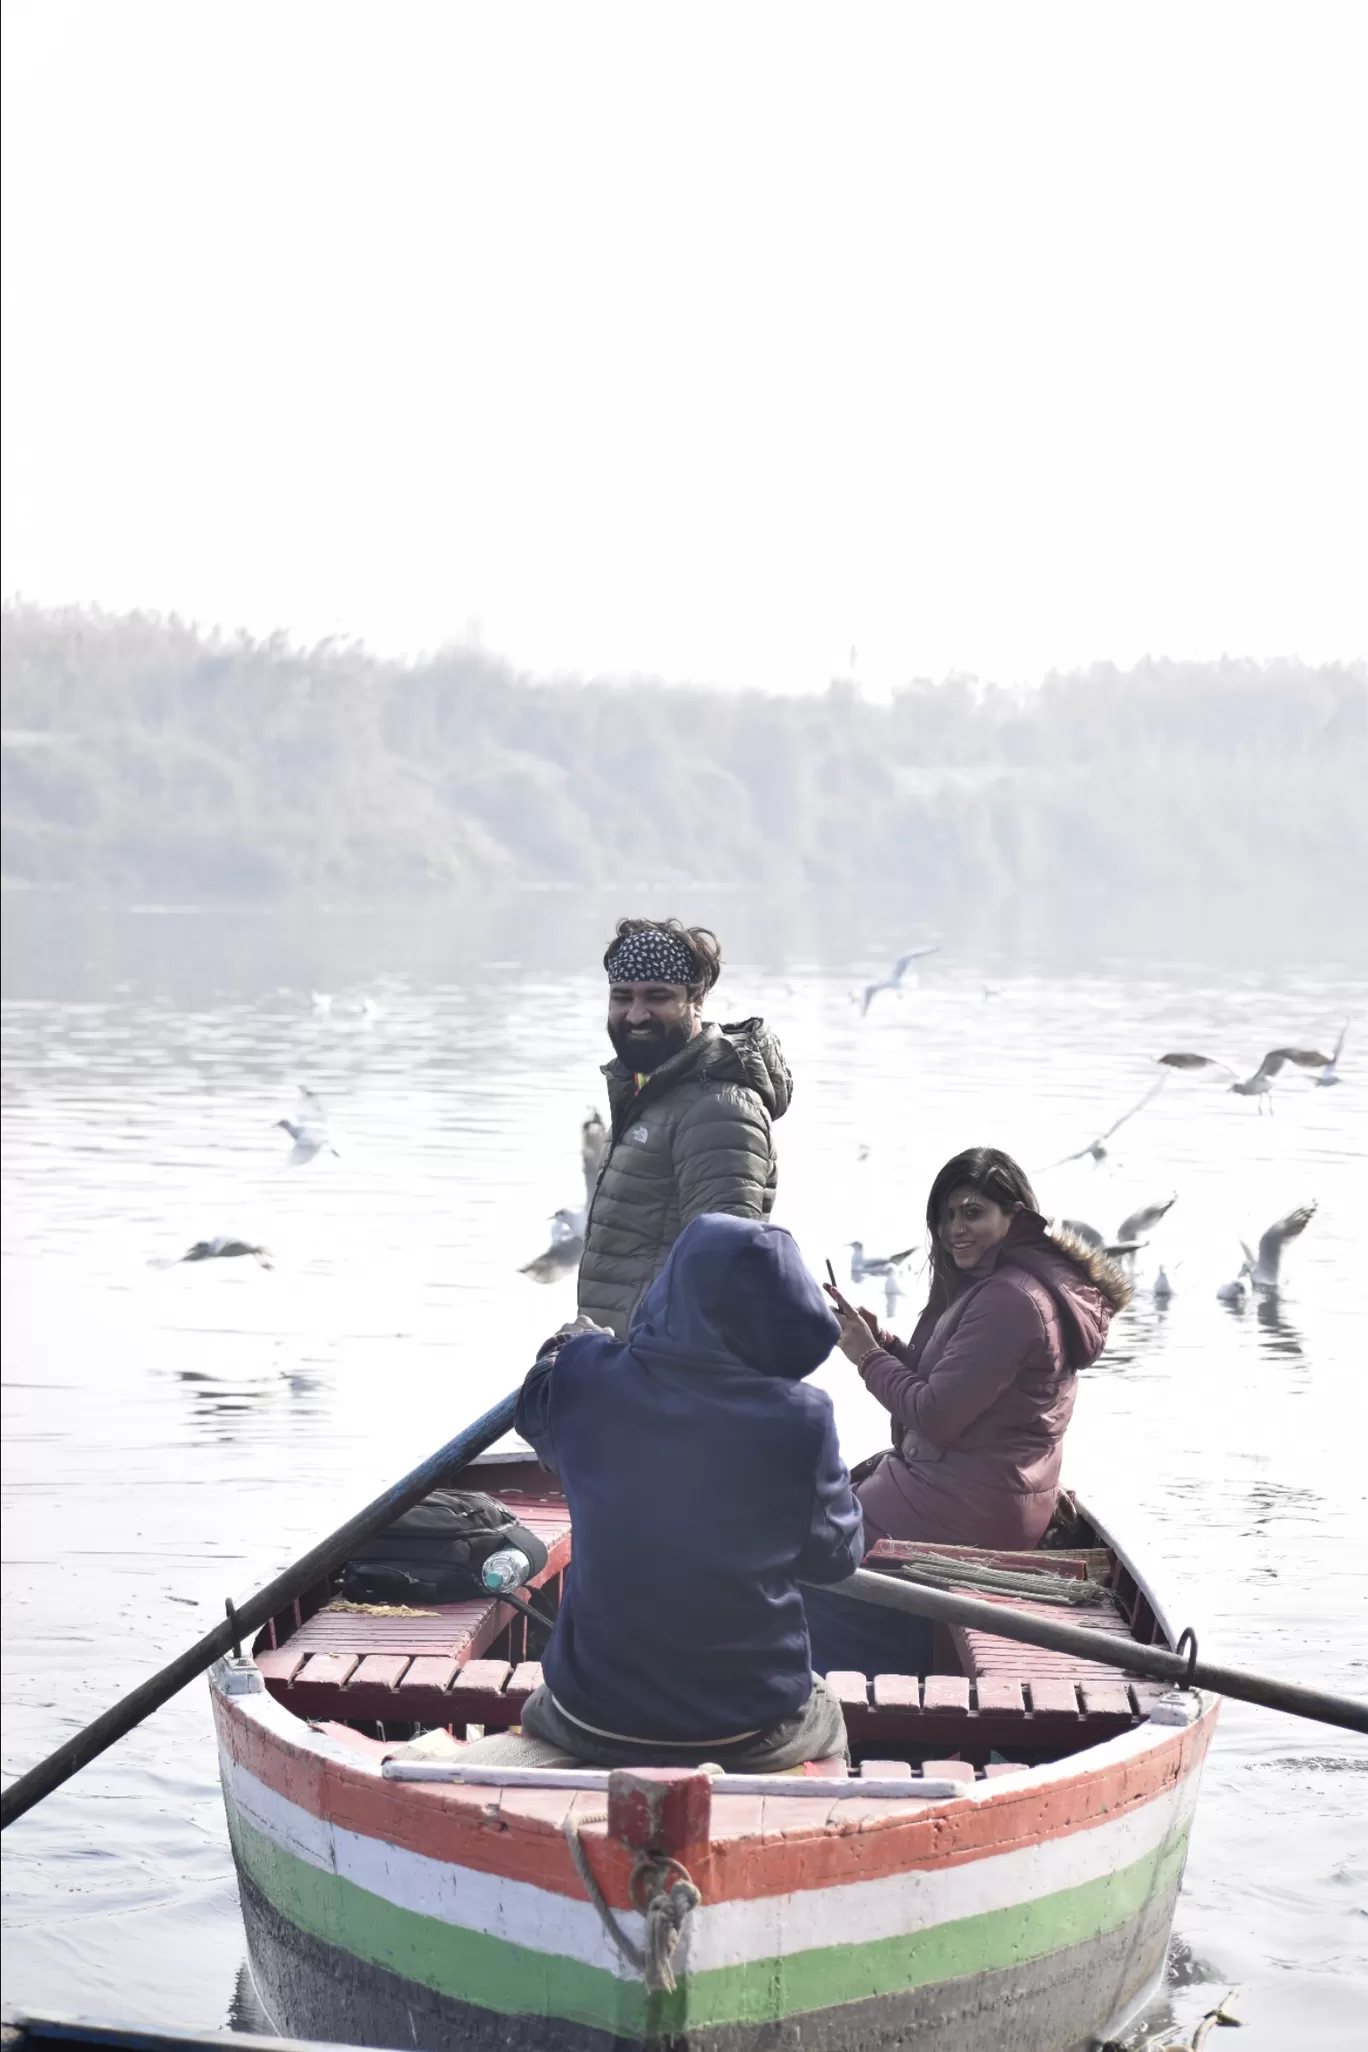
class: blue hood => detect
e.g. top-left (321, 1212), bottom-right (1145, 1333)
top-left (628, 1213), bottom-right (840, 1381)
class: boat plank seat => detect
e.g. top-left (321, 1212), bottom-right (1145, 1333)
top-left (829, 1540), bottom-right (1164, 1754)
top-left (254, 1490), bottom-right (570, 1729)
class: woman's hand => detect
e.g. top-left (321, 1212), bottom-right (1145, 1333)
top-left (823, 1282), bottom-right (891, 1366)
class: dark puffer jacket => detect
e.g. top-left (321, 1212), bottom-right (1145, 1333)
top-left (577, 1019), bottom-right (792, 1338)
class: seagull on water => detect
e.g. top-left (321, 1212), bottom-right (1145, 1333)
top-left (857, 945), bottom-right (940, 1017)
top-left (848, 1240), bottom-right (917, 1283)
top-left (1157, 1045), bottom-right (1332, 1112)
top-left (1315, 1021), bottom-right (1350, 1088)
top-left (580, 1109), bottom-right (607, 1199)
top-left (1152, 1265), bottom-right (1175, 1302)
top-left (275, 1088), bottom-right (338, 1166)
top-left (1042, 1076), bottom-right (1168, 1170)
top-left (177, 1237), bottom-right (273, 1269)
top-left (520, 1210), bottom-right (586, 1282)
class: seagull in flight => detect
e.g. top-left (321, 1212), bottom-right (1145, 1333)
top-left (1242, 1203), bottom-right (1317, 1293)
top-left (858, 944), bottom-right (940, 1016)
top-left (1216, 1203), bottom-right (1316, 1302)
top-left (1043, 1076), bottom-right (1168, 1170)
top-left (1060, 1199), bottom-right (1175, 1262)
top-left (1157, 1046), bottom-right (1332, 1111)
top-left (275, 1088), bottom-right (338, 1166)
top-left (848, 1239), bottom-right (917, 1282)
top-left (1315, 1021), bottom-right (1350, 1088)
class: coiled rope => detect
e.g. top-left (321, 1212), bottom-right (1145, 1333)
top-left (563, 1810), bottom-right (701, 1994)
top-left (897, 1553), bottom-right (1115, 1607)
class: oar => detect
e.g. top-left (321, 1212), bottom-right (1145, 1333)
top-left (816, 1567), bottom-right (1368, 1735)
top-left (1, 1390), bottom-right (521, 1832)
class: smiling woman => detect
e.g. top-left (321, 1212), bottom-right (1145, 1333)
top-left (827, 1147), bottom-right (1132, 1552)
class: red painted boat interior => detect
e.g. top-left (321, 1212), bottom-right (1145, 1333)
top-left (250, 1455), bottom-right (1170, 1777)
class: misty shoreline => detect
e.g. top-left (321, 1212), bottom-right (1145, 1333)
top-left (3, 602), bottom-right (1364, 909)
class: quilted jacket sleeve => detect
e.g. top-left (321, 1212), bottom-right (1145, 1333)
top-left (861, 1278), bottom-right (1045, 1448)
top-left (674, 1082), bottom-right (774, 1224)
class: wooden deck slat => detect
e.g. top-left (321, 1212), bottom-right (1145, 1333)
top-left (983, 1760), bottom-right (1027, 1778)
top-left (296, 1652), bottom-right (360, 1688)
top-left (352, 1654), bottom-right (411, 1689)
top-left (1080, 1681), bottom-right (1134, 1717)
top-left (922, 1675), bottom-right (971, 1714)
top-left (1027, 1679), bottom-right (1081, 1716)
top-left (921, 1758), bottom-right (975, 1783)
top-left (507, 1662), bottom-right (544, 1699)
top-left (826, 1670), bottom-right (869, 1707)
top-left (974, 1677), bottom-right (1026, 1715)
top-left (871, 1673), bottom-right (921, 1709)
top-left (256, 1648), bottom-right (307, 1683)
top-left (860, 1759), bottom-right (913, 1778)
top-left (400, 1655), bottom-right (458, 1690)
top-left (453, 1659), bottom-right (513, 1696)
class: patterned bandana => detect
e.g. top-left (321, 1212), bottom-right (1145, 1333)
top-left (604, 928), bottom-right (700, 987)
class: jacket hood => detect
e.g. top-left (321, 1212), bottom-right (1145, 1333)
top-left (712, 1018), bottom-right (792, 1119)
top-left (975, 1210), bottom-right (1130, 1368)
top-left (602, 1018), bottom-right (792, 1122)
top-left (629, 1213), bottom-right (837, 1379)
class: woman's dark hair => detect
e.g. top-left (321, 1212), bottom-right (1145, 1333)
top-left (603, 916), bottom-right (722, 999)
top-left (923, 1147), bottom-right (1039, 1309)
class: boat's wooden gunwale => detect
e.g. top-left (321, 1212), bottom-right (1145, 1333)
top-left (214, 1664), bottom-right (1216, 1907)
top-left (1074, 1494), bottom-right (1178, 1648)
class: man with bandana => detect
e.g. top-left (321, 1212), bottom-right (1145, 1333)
top-left (576, 917), bottom-right (793, 1339)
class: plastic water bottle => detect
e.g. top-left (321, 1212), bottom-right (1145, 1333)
top-left (482, 1547), bottom-right (532, 1595)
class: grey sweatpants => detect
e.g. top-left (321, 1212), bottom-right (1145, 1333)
top-left (520, 1675), bottom-right (848, 1772)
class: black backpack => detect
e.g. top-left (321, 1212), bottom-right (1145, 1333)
top-left (340, 1489), bottom-right (549, 1607)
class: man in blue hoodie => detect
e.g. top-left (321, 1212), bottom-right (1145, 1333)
top-left (514, 1213), bottom-right (864, 1770)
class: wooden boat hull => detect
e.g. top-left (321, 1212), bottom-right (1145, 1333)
top-left (212, 1669), bottom-right (1216, 2051)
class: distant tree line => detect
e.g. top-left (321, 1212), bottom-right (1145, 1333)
top-left (1, 601), bottom-right (1363, 899)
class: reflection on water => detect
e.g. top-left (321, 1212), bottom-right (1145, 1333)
top-left (2, 894), bottom-right (1366, 2049)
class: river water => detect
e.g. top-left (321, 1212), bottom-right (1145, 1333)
top-left (2, 891), bottom-right (1365, 2049)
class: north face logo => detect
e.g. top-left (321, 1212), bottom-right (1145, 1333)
top-left (627, 1123), bottom-right (650, 1143)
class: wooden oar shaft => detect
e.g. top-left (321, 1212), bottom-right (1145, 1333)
top-left (0, 1391), bottom-right (521, 1831)
top-left (820, 1567), bottom-right (1368, 1735)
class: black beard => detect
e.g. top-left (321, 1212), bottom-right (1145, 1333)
top-left (608, 1016), bottom-right (695, 1072)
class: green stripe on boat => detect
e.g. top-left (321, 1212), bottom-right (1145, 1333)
top-left (226, 1800), bottom-right (1191, 2037)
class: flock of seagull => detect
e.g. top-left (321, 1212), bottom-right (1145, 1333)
top-left (165, 967), bottom-right (1347, 1328)
top-left (516, 981), bottom-right (1349, 1320)
top-left (1035, 1027), bottom-right (1347, 1308)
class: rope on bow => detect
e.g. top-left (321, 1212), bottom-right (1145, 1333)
top-left (563, 1810), bottom-right (702, 1995)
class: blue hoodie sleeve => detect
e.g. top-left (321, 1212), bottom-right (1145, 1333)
top-left (793, 1403), bottom-right (866, 1585)
top-left (515, 1357), bottom-right (558, 1471)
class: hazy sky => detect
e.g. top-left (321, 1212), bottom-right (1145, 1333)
top-left (3, 2), bottom-right (1365, 695)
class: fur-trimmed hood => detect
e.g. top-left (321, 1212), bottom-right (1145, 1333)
top-left (1037, 1224), bottom-right (1134, 1313)
top-left (984, 1210), bottom-right (1131, 1370)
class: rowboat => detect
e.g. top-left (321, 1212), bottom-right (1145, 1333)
top-left (211, 1445), bottom-right (1218, 2051)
